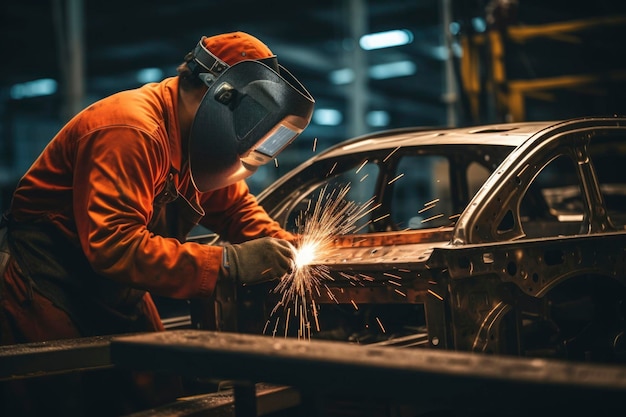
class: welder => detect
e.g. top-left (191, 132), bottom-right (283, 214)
top-left (0, 31), bottom-right (314, 416)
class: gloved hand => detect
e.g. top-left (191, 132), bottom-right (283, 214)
top-left (223, 237), bottom-right (295, 285)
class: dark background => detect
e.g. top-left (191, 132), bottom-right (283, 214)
top-left (2, 0), bottom-right (626, 210)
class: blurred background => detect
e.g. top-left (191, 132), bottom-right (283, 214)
top-left (1, 0), bottom-right (626, 211)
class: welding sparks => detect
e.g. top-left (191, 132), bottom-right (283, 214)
top-left (293, 241), bottom-right (317, 268)
top-left (419, 198), bottom-right (439, 213)
top-left (421, 213), bottom-right (444, 223)
top-left (269, 183), bottom-right (377, 339)
top-left (387, 173), bottom-right (404, 185)
top-left (356, 160), bottom-right (368, 173)
top-left (328, 162), bottom-right (337, 176)
top-left (383, 146), bottom-right (400, 163)
top-left (375, 317), bottom-right (386, 333)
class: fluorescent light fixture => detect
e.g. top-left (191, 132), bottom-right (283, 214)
top-left (432, 45), bottom-right (450, 60)
top-left (312, 108), bottom-right (343, 126)
top-left (10, 78), bottom-right (57, 100)
top-left (366, 110), bottom-right (390, 127)
top-left (449, 21), bottom-right (461, 36)
top-left (137, 68), bottom-right (164, 84)
top-left (329, 68), bottom-right (355, 85)
top-left (359, 29), bottom-right (414, 51)
top-left (369, 60), bottom-right (416, 80)
top-left (330, 60), bottom-right (417, 84)
top-left (472, 17), bottom-right (487, 33)
top-left (452, 42), bottom-right (463, 58)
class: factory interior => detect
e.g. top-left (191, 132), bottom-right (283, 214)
top-left (2, 0), bottom-right (626, 204)
top-left (2, 1), bottom-right (626, 416)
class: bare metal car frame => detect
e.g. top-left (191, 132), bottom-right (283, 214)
top-left (196, 116), bottom-right (626, 365)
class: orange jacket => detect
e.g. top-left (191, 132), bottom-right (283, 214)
top-left (9, 77), bottom-right (291, 301)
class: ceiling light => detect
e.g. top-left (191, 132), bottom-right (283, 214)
top-left (366, 110), bottom-right (390, 127)
top-left (359, 29), bottom-right (414, 51)
top-left (449, 22), bottom-right (461, 36)
top-left (369, 61), bottom-right (416, 80)
top-left (137, 68), bottom-right (164, 84)
top-left (10, 78), bottom-right (57, 100)
top-left (472, 17), bottom-right (487, 33)
top-left (312, 109), bottom-right (343, 126)
top-left (329, 68), bottom-right (355, 85)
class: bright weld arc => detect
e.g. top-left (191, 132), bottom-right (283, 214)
top-left (268, 183), bottom-right (378, 340)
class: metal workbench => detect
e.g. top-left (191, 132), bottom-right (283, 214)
top-left (110, 329), bottom-right (626, 416)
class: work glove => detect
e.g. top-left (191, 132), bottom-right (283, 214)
top-left (223, 237), bottom-right (295, 285)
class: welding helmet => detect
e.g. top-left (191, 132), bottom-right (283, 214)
top-left (187, 36), bottom-right (315, 192)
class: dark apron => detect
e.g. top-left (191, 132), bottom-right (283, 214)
top-left (4, 168), bottom-right (204, 336)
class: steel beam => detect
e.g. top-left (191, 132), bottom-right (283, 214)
top-left (0, 335), bottom-right (113, 381)
top-left (111, 329), bottom-right (626, 416)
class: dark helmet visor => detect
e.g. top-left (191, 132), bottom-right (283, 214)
top-left (188, 60), bottom-right (315, 192)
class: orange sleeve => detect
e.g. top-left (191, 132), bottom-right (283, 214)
top-left (199, 181), bottom-right (296, 243)
top-left (73, 127), bottom-right (218, 299)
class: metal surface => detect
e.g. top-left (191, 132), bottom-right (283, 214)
top-left (125, 383), bottom-right (300, 417)
top-left (111, 330), bottom-right (626, 416)
top-left (0, 335), bottom-right (113, 381)
top-left (200, 116), bottom-right (626, 364)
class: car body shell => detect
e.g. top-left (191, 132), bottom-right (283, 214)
top-left (200, 116), bottom-right (626, 364)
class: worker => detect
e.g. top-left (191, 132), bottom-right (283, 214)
top-left (0, 31), bottom-right (314, 416)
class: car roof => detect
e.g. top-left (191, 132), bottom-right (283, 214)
top-left (301, 116), bottom-right (626, 165)
top-left (316, 121), bottom-right (555, 160)
top-left (259, 116), bottom-right (626, 201)
top-left (259, 121), bottom-right (560, 201)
